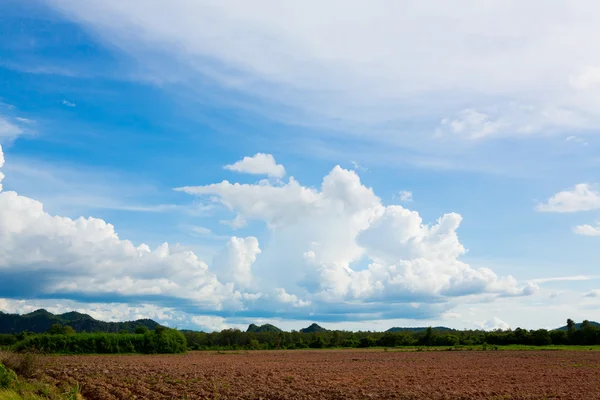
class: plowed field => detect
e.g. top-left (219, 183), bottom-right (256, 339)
top-left (42, 350), bottom-right (600, 399)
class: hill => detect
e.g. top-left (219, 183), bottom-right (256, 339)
top-left (386, 326), bottom-right (454, 333)
top-left (247, 323), bottom-right (282, 333)
top-left (555, 321), bottom-right (600, 331)
top-left (300, 323), bottom-right (327, 333)
top-left (0, 309), bottom-right (160, 334)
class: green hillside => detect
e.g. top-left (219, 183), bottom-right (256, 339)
top-left (387, 326), bottom-right (454, 333)
top-left (246, 323), bottom-right (282, 333)
top-left (0, 309), bottom-right (160, 334)
top-left (555, 321), bottom-right (600, 331)
top-left (300, 323), bottom-right (327, 333)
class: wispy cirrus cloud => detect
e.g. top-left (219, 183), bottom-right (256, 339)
top-left (45, 0), bottom-right (600, 142)
top-left (0, 116), bottom-right (24, 141)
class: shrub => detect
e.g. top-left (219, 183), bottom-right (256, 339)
top-left (1, 352), bottom-right (40, 378)
top-left (309, 337), bottom-right (326, 349)
top-left (13, 329), bottom-right (187, 355)
top-left (135, 326), bottom-right (149, 334)
top-left (358, 337), bottom-right (377, 348)
top-left (0, 363), bottom-right (17, 389)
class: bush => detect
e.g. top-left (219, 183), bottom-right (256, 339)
top-left (135, 326), bottom-right (149, 334)
top-left (0, 363), bottom-right (17, 389)
top-left (1, 352), bottom-right (40, 378)
top-left (309, 337), bottom-right (326, 349)
top-left (358, 337), bottom-right (377, 348)
top-left (13, 328), bottom-right (187, 355)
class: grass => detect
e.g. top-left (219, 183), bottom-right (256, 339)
top-left (0, 352), bottom-right (82, 400)
top-left (216, 344), bottom-right (600, 352)
top-left (0, 381), bottom-right (82, 400)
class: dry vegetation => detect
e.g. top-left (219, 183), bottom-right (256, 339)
top-left (32, 349), bottom-right (600, 399)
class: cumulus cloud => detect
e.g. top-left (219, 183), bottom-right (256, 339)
top-left (274, 288), bottom-right (311, 307)
top-left (0, 147), bottom-right (537, 323)
top-left (573, 223), bottom-right (600, 236)
top-left (212, 237), bottom-right (261, 289)
top-left (0, 145), bottom-right (4, 192)
top-left (224, 153), bottom-right (285, 178)
top-left (478, 317), bottom-right (510, 331)
top-left (178, 158), bottom-right (537, 313)
top-left (536, 184), bottom-right (600, 212)
top-left (0, 298), bottom-right (182, 325)
top-left (0, 145), bottom-right (259, 313)
top-left (62, 99), bottom-right (76, 107)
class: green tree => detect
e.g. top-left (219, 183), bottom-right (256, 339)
top-left (64, 325), bottom-right (76, 335)
top-left (422, 327), bottom-right (434, 346)
top-left (48, 324), bottom-right (64, 335)
top-left (309, 336), bottom-right (326, 349)
top-left (135, 326), bottom-right (149, 334)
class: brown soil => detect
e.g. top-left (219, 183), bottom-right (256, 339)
top-left (41, 349), bottom-right (600, 399)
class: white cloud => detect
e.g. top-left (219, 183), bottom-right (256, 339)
top-left (440, 109), bottom-right (503, 139)
top-left (397, 191), bottom-right (413, 202)
top-left (47, 0), bottom-right (600, 141)
top-left (0, 298), bottom-right (183, 325)
top-left (191, 226), bottom-right (213, 236)
top-left (569, 66), bottom-right (600, 90)
top-left (3, 155), bottom-right (187, 216)
top-left (0, 145), bottom-right (4, 192)
top-left (573, 223), bottom-right (600, 236)
top-left (565, 135), bottom-right (588, 146)
top-left (14, 117), bottom-right (35, 124)
top-left (584, 290), bottom-right (600, 298)
top-left (350, 160), bottom-right (368, 172)
top-left (177, 158), bottom-right (537, 311)
top-left (190, 315), bottom-right (238, 331)
top-left (0, 117), bottom-right (24, 141)
top-left (274, 288), bottom-right (311, 307)
top-left (531, 274), bottom-right (600, 284)
top-left (224, 153), bottom-right (285, 178)
top-left (62, 99), bottom-right (76, 107)
top-left (478, 317), bottom-right (510, 331)
top-left (0, 147), bottom-right (539, 323)
top-left (0, 145), bottom-right (257, 312)
top-left (536, 184), bottom-right (600, 212)
top-left (220, 214), bottom-right (247, 230)
top-left (212, 237), bottom-right (261, 289)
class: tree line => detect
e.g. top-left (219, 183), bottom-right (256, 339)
top-left (1, 325), bottom-right (186, 354)
top-left (1, 319), bottom-right (599, 354)
top-left (182, 319), bottom-right (600, 350)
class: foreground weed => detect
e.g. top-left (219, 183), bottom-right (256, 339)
top-left (63, 382), bottom-right (83, 400)
top-left (1, 353), bottom-right (40, 379)
top-left (0, 364), bottom-right (18, 389)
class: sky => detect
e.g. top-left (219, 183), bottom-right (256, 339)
top-left (1, 0), bottom-right (600, 332)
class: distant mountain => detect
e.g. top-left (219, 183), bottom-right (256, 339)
top-left (386, 326), bottom-right (454, 333)
top-left (300, 323), bottom-right (327, 333)
top-left (555, 321), bottom-right (600, 331)
top-left (247, 323), bottom-right (282, 333)
top-left (0, 309), bottom-right (160, 334)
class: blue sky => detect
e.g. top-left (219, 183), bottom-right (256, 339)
top-left (1, 0), bottom-right (600, 332)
